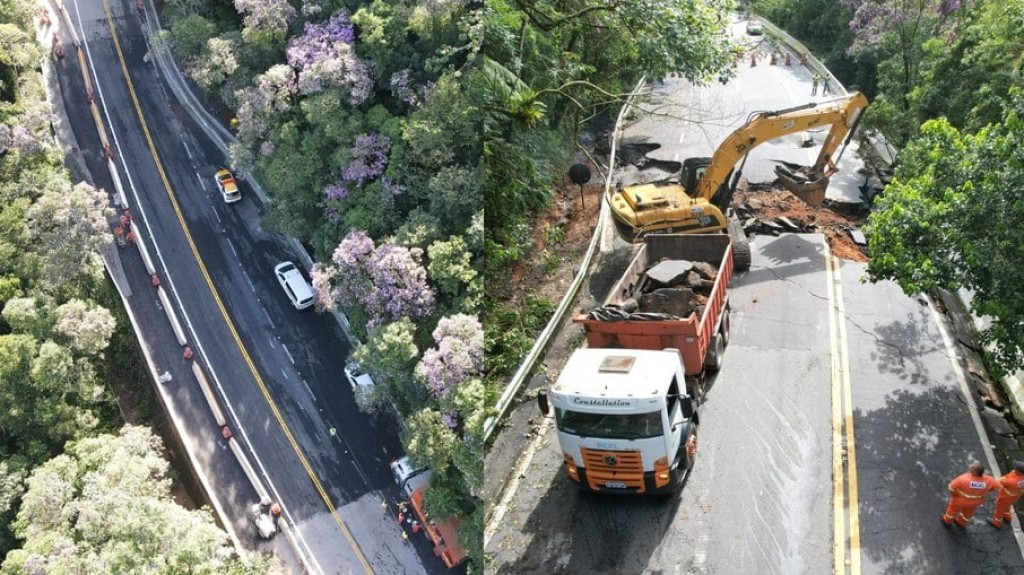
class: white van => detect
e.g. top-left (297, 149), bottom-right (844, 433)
top-left (274, 261), bottom-right (314, 310)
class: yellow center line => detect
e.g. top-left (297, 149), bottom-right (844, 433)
top-left (827, 249), bottom-right (862, 574)
top-left (98, 2), bottom-right (373, 572)
top-left (834, 254), bottom-right (862, 573)
top-left (827, 246), bottom-right (846, 574)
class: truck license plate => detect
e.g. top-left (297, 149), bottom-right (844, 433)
top-left (605, 481), bottom-right (626, 489)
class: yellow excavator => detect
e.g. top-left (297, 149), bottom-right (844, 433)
top-left (608, 91), bottom-right (869, 270)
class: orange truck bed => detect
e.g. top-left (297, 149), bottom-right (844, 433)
top-left (409, 487), bottom-right (467, 569)
top-left (573, 234), bottom-right (734, 377)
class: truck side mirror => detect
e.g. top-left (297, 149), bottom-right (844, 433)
top-left (537, 389), bottom-right (551, 417)
top-left (681, 396), bottom-right (694, 419)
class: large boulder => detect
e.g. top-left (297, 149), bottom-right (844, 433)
top-left (639, 287), bottom-right (695, 318)
top-left (645, 259), bottom-right (694, 288)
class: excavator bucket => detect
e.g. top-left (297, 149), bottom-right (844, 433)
top-left (774, 165), bottom-right (828, 206)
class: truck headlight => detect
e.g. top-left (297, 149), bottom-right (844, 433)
top-left (563, 453), bottom-right (580, 482)
top-left (654, 456), bottom-right (670, 488)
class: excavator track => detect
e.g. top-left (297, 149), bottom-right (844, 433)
top-left (727, 219), bottom-right (752, 272)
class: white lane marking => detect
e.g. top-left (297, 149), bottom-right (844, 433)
top-left (242, 270), bottom-right (256, 294)
top-left (282, 344), bottom-right (295, 365)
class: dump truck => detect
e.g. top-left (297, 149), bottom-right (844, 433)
top-left (572, 233), bottom-right (735, 402)
top-left (391, 456), bottom-right (468, 569)
top-left (536, 234), bottom-right (734, 494)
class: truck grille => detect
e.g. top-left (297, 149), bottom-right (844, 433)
top-left (580, 447), bottom-right (645, 492)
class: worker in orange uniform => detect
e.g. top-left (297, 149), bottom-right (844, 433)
top-left (989, 460), bottom-right (1024, 528)
top-left (942, 461), bottom-right (999, 527)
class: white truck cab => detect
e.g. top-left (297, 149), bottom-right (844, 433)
top-left (539, 348), bottom-right (699, 494)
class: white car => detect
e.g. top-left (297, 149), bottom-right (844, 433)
top-left (344, 361), bottom-right (375, 393)
top-left (746, 19), bottom-right (764, 35)
top-left (274, 261), bottom-right (314, 310)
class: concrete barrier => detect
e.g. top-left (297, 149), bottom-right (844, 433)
top-left (192, 362), bottom-right (227, 427)
top-left (156, 286), bottom-right (187, 346)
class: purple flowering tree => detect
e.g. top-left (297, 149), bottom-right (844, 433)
top-left (343, 134), bottom-right (391, 185)
top-left (842, 0), bottom-right (966, 92)
top-left (286, 11), bottom-right (372, 104)
top-left (233, 65), bottom-right (295, 144)
top-left (416, 314), bottom-right (483, 399)
top-left (321, 133), bottom-right (392, 201)
top-left (312, 230), bottom-right (435, 328)
top-left (364, 244), bottom-right (435, 329)
top-left (312, 229), bottom-right (375, 312)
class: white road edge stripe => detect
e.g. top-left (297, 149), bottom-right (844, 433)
top-left (927, 293), bottom-right (1024, 555)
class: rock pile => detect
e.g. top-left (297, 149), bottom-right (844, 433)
top-left (588, 258), bottom-right (718, 321)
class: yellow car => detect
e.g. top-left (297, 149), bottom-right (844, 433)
top-left (215, 169), bottom-right (241, 203)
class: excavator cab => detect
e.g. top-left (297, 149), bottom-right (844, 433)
top-left (683, 157), bottom-right (737, 213)
top-left (682, 157), bottom-right (710, 198)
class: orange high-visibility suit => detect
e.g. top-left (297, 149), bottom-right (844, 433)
top-left (943, 472), bottom-right (998, 526)
top-left (991, 470), bottom-right (1024, 528)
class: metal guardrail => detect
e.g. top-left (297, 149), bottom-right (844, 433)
top-left (482, 76), bottom-right (647, 443)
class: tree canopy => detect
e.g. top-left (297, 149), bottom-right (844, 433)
top-left (866, 93), bottom-right (1024, 375)
top-left (2, 426), bottom-right (268, 574)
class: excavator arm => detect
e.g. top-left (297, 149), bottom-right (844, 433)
top-left (697, 91), bottom-right (869, 207)
top-left (606, 91), bottom-right (869, 255)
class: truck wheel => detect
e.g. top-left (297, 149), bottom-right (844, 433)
top-left (720, 305), bottom-right (731, 346)
top-left (704, 334), bottom-right (725, 372)
top-left (728, 219), bottom-right (752, 272)
top-left (685, 427), bottom-right (698, 471)
top-left (691, 377), bottom-right (706, 405)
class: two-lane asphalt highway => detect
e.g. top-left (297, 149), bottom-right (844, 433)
top-left (53, 0), bottom-right (441, 572)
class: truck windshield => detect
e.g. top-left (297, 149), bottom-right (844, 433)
top-left (555, 409), bottom-right (663, 439)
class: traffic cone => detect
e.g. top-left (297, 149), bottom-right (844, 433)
top-left (750, 52), bottom-right (757, 67)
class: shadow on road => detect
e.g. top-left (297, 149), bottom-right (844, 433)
top-left (492, 468), bottom-right (686, 574)
top-left (853, 314), bottom-right (1024, 574)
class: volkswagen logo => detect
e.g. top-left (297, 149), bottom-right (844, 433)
top-left (603, 455), bottom-right (618, 466)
